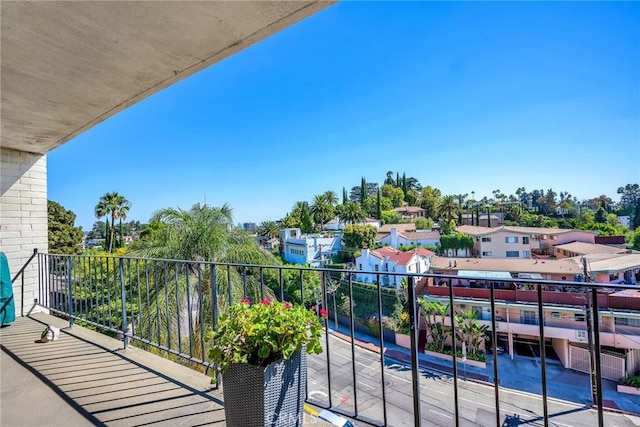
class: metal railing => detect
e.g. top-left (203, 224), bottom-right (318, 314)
top-left (11, 248), bottom-right (39, 317)
top-left (29, 252), bottom-right (639, 426)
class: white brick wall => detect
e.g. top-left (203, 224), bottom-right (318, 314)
top-left (1, 147), bottom-right (48, 317)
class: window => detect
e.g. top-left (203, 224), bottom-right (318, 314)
top-left (521, 310), bottom-right (538, 325)
top-left (505, 237), bottom-right (518, 243)
top-left (523, 251), bottom-right (531, 259)
top-left (506, 251), bottom-right (519, 258)
top-left (359, 264), bottom-right (362, 270)
top-left (522, 236), bottom-right (529, 244)
top-left (374, 265), bottom-right (379, 272)
top-left (609, 273), bottom-right (618, 281)
top-left (482, 251), bottom-right (492, 257)
top-left (481, 237), bottom-right (492, 242)
top-left (575, 313), bottom-right (585, 322)
top-left (615, 317), bottom-right (640, 327)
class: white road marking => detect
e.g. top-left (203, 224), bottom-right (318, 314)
top-left (429, 409), bottom-right (453, 419)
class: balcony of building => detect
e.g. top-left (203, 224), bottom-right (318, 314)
top-left (3, 252), bottom-right (640, 426)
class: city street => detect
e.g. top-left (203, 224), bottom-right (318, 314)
top-left (307, 333), bottom-right (640, 427)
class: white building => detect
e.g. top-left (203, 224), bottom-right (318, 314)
top-left (280, 228), bottom-right (341, 266)
top-left (324, 216), bottom-right (381, 231)
top-left (354, 246), bottom-right (434, 289)
top-left (377, 227), bottom-right (440, 249)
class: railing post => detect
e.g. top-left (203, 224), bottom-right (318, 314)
top-left (67, 256), bottom-right (73, 327)
top-left (407, 276), bottom-right (422, 427)
top-left (591, 288), bottom-right (604, 427)
top-left (119, 258), bottom-right (129, 349)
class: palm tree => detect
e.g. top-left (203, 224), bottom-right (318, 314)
top-left (131, 203), bottom-right (279, 369)
top-left (257, 220), bottom-right (279, 240)
top-left (96, 192), bottom-right (126, 252)
top-left (116, 195), bottom-right (131, 248)
top-left (323, 190), bottom-right (338, 206)
top-left (311, 194), bottom-right (334, 231)
top-left (439, 195), bottom-right (457, 222)
top-left (338, 201), bottom-right (366, 225)
top-left (94, 199), bottom-right (110, 250)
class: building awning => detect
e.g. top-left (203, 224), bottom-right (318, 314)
top-left (457, 270), bottom-right (512, 279)
top-left (518, 273), bottom-right (544, 280)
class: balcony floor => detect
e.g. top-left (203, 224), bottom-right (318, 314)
top-left (0, 314), bottom-right (325, 427)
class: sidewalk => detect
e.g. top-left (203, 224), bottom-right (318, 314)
top-left (325, 320), bottom-right (640, 416)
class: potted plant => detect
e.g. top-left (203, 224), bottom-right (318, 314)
top-left (618, 373), bottom-right (640, 395)
top-left (206, 298), bottom-right (325, 427)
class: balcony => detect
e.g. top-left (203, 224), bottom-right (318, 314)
top-left (3, 252), bottom-right (640, 426)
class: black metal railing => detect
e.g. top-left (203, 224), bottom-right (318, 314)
top-left (11, 248), bottom-right (38, 317)
top-left (28, 252), bottom-right (639, 426)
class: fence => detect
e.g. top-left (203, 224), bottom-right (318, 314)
top-left (21, 252), bottom-right (640, 427)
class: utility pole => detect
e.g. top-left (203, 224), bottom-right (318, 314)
top-left (582, 257), bottom-right (598, 406)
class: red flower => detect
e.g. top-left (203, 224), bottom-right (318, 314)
top-left (241, 298), bottom-right (250, 305)
top-left (284, 302), bottom-right (292, 309)
top-left (260, 298), bottom-right (271, 305)
top-left (319, 309), bottom-right (328, 318)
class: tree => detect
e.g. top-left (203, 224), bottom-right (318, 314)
top-left (117, 197), bottom-right (131, 248)
top-left (595, 206), bottom-right (608, 223)
top-left (414, 217), bottom-right (433, 231)
top-left (94, 198), bottom-right (110, 251)
top-left (338, 201), bottom-right (366, 225)
top-left (360, 177), bottom-right (367, 206)
top-left (617, 183), bottom-right (640, 208)
top-left (405, 189), bottom-right (419, 206)
top-left (311, 194), bottom-right (334, 231)
top-left (420, 186), bottom-right (442, 219)
top-left (290, 201), bottom-right (313, 233)
top-left (382, 184), bottom-right (404, 207)
top-left (95, 192), bottom-right (130, 253)
top-left (384, 171), bottom-right (395, 186)
top-left (439, 195), bottom-right (457, 222)
top-left (376, 189), bottom-right (382, 220)
top-left (131, 202), bottom-right (280, 367)
top-left (48, 200), bottom-right (83, 254)
top-left (342, 187), bottom-right (348, 204)
top-left (86, 221), bottom-right (107, 239)
top-left (402, 172), bottom-right (408, 196)
top-left (323, 190), bottom-right (339, 207)
top-left (631, 227), bottom-right (640, 251)
top-left (342, 224), bottom-right (377, 252)
top-left (381, 210), bottom-right (402, 225)
top-left (406, 176), bottom-right (422, 192)
top-left (257, 221), bottom-right (279, 240)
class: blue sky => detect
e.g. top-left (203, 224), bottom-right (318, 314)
top-left (48, 1), bottom-right (640, 230)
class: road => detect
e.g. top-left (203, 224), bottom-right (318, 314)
top-left (307, 333), bottom-right (640, 427)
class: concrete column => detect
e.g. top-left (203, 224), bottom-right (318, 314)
top-left (508, 331), bottom-right (514, 360)
top-left (0, 147), bottom-right (48, 317)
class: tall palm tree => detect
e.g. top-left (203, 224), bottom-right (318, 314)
top-left (116, 195), bottom-right (131, 248)
top-left (96, 192), bottom-right (127, 252)
top-left (311, 194), bottom-right (334, 231)
top-left (323, 190), bottom-right (338, 207)
top-left (94, 199), bottom-right (110, 250)
top-left (439, 195), bottom-right (457, 222)
top-left (338, 201), bottom-right (366, 225)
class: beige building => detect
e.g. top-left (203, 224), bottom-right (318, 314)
top-left (456, 225), bottom-right (598, 259)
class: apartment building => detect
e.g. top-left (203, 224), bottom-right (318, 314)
top-left (427, 253), bottom-right (640, 381)
top-left (456, 225), bottom-right (598, 259)
top-left (376, 226), bottom-right (441, 249)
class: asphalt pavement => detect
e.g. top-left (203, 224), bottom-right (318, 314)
top-left (320, 322), bottom-right (640, 426)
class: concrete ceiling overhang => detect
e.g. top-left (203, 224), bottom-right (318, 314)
top-left (1, 1), bottom-right (334, 155)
